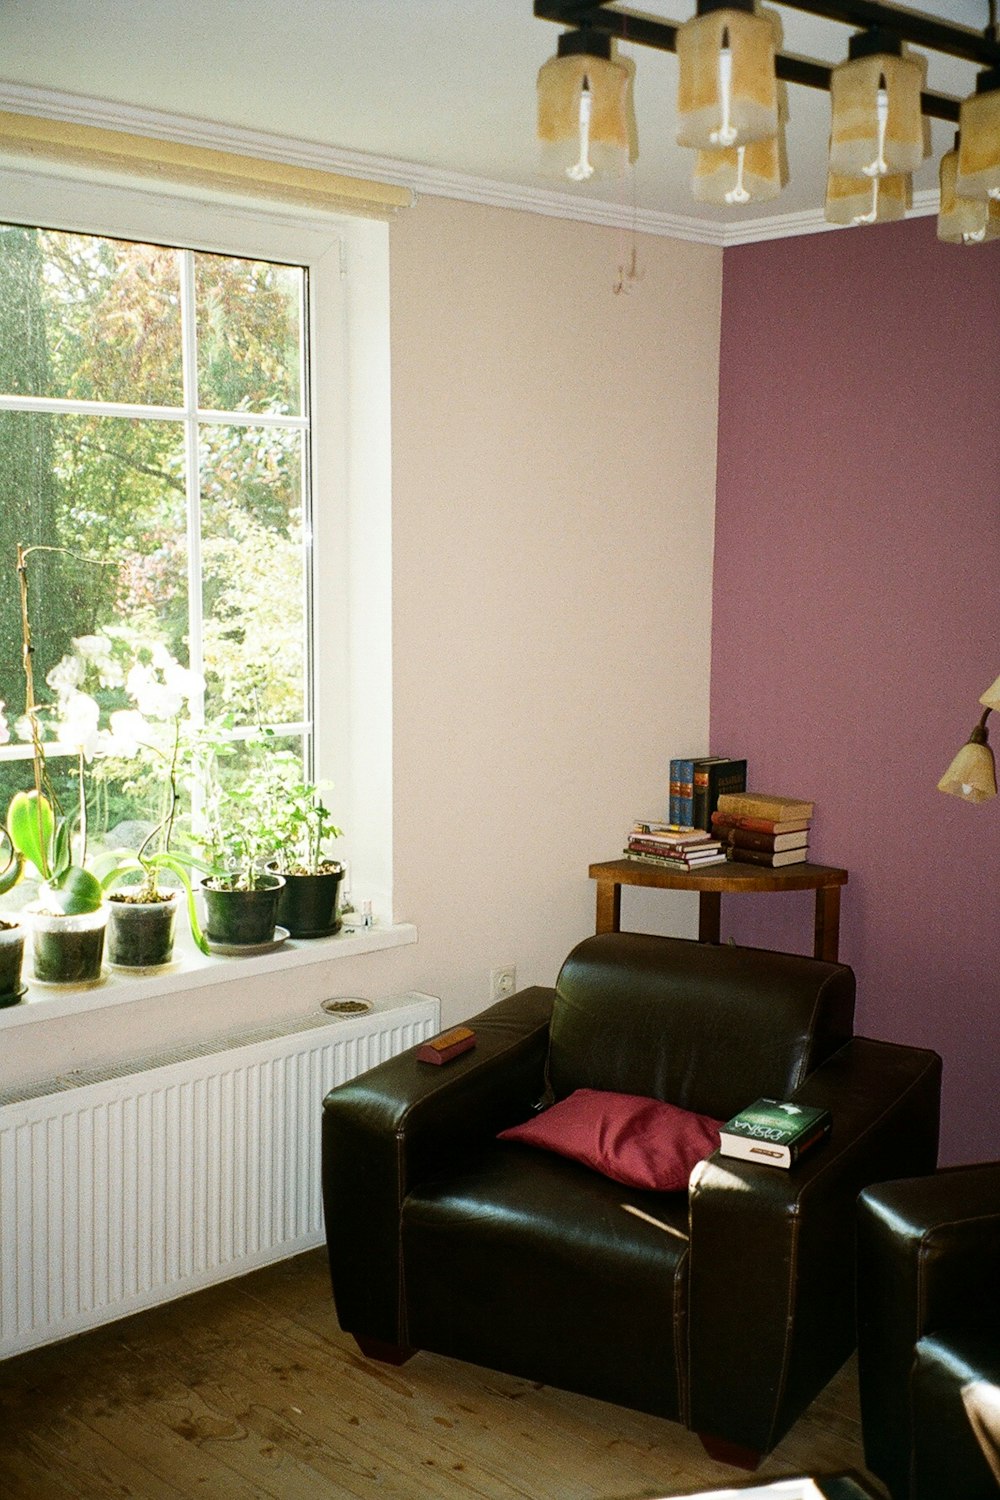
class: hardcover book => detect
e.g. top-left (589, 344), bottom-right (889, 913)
top-left (692, 756), bottom-right (731, 831)
top-left (716, 792), bottom-right (814, 822)
top-left (669, 756), bottom-right (699, 827)
top-left (711, 810), bottom-right (812, 836)
top-left (719, 1097), bottom-right (832, 1169)
top-left (699, 757), bottom-right (748, 830)
top-left (725, 846), bottom-right (809, 867)
top-left (715, 824), bottom-right (809, 853)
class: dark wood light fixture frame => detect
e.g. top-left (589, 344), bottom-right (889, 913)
top-left (535, 0), bottom-right (1000, 122)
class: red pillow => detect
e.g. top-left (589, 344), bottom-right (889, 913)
top-left (497, 1088), bottom-right (723, 1192)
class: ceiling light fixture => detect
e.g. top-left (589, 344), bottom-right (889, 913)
top-left (534, 0), bottom-right (1000, 241)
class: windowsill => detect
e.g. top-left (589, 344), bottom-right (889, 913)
top-left (0, 919), bottom-right (417, 1030)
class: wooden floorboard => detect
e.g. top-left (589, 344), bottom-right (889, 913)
top-left (0, 1249), bottom-right (889, 1499)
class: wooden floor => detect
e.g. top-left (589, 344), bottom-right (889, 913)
top-left (0, 1248), bottom-right (889, 1499)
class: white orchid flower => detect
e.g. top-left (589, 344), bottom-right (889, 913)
top-left (106, 708), bottom-right (153, 758)
top-left (55, 690), bottom-right (102, 761)
top-left (14, 714), bottom-right (34, 743)
top-left (46, 652), bottom-right (85, 697)
top-left (72, 633), bottom-right (125, 688)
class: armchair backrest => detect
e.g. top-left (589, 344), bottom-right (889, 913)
top-left (548, 933), bottom-right (856, 1121)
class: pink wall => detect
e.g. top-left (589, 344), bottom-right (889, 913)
top-left (711, 215), bottom-right (1000, 1166)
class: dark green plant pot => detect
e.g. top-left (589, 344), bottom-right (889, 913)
top-left (107, 894), bottom-right (177, 969)
top-left (29, 905), bottom-right (108, 985)
top-left (202, 875), bottom-right (285, 947)
top-left (0, 920), bottom-right (25, 1003)
top-left (275, 865), bottom-right (344, 938)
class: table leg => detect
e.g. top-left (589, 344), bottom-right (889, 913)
top-left (698, 891), bottom-right (722, 945)
top-left (595, 880), bottom-right (621, 935)
top-left (814, 886), bottom-right (841, 962)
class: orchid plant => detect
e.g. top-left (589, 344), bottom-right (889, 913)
top-left (1, 545), bottom-right (208, 947)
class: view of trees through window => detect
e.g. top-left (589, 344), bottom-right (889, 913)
top-left (0, 222), bottom-right (311, 877)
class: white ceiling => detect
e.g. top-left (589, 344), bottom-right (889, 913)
top-left (0, 0), bottom-right (992, 241)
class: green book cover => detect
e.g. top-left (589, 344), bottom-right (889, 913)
top-left (722, 1097), bottom-right (831, 1146)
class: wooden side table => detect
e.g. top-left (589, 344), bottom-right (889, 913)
top-left (589, 858), bottom-right (849, 962)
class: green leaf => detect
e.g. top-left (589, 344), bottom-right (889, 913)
top-left (0, 834), bottom-right (24, 896)
top-left (47, 864), bottom-right (104, 915)
top-left (7, 790), bottom-right (54, 879)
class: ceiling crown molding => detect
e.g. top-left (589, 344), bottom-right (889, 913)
top-left (0, 79), bottom-right (937, 247)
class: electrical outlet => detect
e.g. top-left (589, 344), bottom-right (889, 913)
top-left (490, 965), bottom-right (517, 1002)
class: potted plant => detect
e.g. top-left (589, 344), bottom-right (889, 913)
top-left (2, 544), bottom-right (209, 981)
top-left (0, 826), bottom-right (25, 1003)
top-left (195, 726), bottom-right (288, 948)
top-left (271, 776), bottom-right (344, 938)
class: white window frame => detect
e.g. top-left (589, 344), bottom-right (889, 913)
top-left (0, 161), bottom-right (403, 1028)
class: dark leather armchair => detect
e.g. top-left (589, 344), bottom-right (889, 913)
top-left (322, 933), bottom-right (941, 1464)
top-left (858, 1163), bottom-right (1000, 1499)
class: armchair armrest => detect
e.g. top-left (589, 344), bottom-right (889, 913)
top-left (857, 1161), bottom-right (1000, 1495)
top-left (688, 1035), bottom-right (941, 1456)
top-left (322, 985), bottom-right (554, 1347)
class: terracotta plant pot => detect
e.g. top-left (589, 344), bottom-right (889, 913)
top-left (201, 874), bottom-right (285, 947)
top-left (28, 904), bottom-right (108, 985)
top-left (275, 864), bottom-right (344, 938)
top-left (0, 919), bottom-right (25, 1004)
top-left (107, 893), bottom-right (177, 969)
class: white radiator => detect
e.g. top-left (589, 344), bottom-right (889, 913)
top-left (0, 992), bottom-right (439, 1357)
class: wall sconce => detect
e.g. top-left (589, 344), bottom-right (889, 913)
top-left (938, 704), bottom-right (998, 804)
top-left (537, 27), bottom-right (633, 181)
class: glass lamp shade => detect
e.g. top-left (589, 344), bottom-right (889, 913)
top-left (937, 724), bottom-right (997, 804)
top-left (956, 77), bottom-right (1000, 202)
top-left (537, 44), bottom-right (632, 181)
top-left (828, 47), bottom-right (925, 179)
top-left (675, 6), bottom-right (779, 151)
top-left (939, 142), bottom-right (1000, 243)
top-left (824, 169), bottom-right (909, 226)
top-left (980, 674), bottom-right (1000, 712)
top-left (692, 135), bottom-right (786, 204)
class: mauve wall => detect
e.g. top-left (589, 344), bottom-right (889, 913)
top-left (711, 216), bottom-right (1000, 1166)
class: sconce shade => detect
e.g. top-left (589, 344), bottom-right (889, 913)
top-left (828, 35), bottom-right (925, 179)
top-left (537, 33), bottom-right (632, 181)
top-left (937, 714), bottom-right (997, 803)
top-left (980, 674), bottom-right (1000, 712)
top-left (939, 137), bottom-right (1000, 243)
top-left (824, 168), bottom-right (909, 226)
top-left (692, 135), bottom-right (786, 202)
top-left (675, 5), bottom-right (779, 151)
top-left (956, 73), bottom-right (1000, 202)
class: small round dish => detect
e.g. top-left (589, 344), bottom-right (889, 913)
top-left (321, 997), bottom-right (374, 1017)
top-left (206, 926), bottom-right (290, 958)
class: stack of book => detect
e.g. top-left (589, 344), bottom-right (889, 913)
top-left (625, 821), bottom-right (727, 871)
top-left (669, 755), bottom-right (748, 831)
top-left (711, 792), bottom-right (814, 868)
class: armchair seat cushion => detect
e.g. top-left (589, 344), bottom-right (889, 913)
top-left (402, 1141), bottom-right (690, 1418)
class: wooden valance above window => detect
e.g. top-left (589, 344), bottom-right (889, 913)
top-left (0, 109), bottom-right (413, 219)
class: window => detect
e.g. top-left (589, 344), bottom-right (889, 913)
top-left (0, 226), bottom-right (312, 837)
top-left (0, 167), bottom-right (394, 928)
